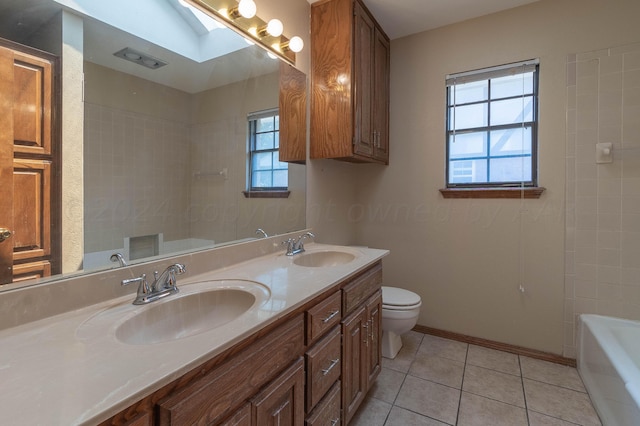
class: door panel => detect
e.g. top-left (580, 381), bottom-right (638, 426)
top-left (12, 159), bottom-right (51, 261)
top-left (353, 1), bottom-right (374, 158)
top-left (12, 261), bottom-right (51, 283)
top-left (12, 52), bottom-right (52, 156)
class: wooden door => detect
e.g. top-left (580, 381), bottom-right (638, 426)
top-left (0, 40), bottom-right (58, 285)
top-left (372, 29), bottom-right (390, 164)
top-left (252, 358), bottom-right (305, 426)
top-left (341, 305), bottom-right (367, 425)
top-left (352, 0), bottom-right (374, 159)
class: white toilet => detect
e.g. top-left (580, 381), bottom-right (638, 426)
top-left (381, 286), bottom-right (422, 359)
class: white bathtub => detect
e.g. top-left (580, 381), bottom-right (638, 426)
top-left (578, 314), bottom-right (640, 426)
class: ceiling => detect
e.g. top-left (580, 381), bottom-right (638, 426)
top-left (317, 0), bottom-right (541, 40)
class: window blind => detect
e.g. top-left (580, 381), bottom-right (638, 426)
top-left (446, 59), bottom-right (539, 87)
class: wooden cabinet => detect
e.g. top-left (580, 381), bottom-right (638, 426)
top-left (252, 358), bottom-right (305, 426)
top-left (305, 326), bottom-right (341, 411)
top-left (156, 316), bottom-right (304, 425)
top-left (100, 262), bottom-right (384, 426)
top-left (310, 0), bottom-right (390, 164)
top-left (305, 382), bottom-right (341, 426)
top-left (279, 62), bottom-right (307, 164)
top-left (340, 263), bottom-right (382, 425)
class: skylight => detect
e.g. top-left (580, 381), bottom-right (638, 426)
top-left (173, 0), bottom-right (225, 34)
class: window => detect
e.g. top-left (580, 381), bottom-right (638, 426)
top-left (446, 60), bottom-right (539, 189)
top-left (247, 109), bottom-right (288, 194)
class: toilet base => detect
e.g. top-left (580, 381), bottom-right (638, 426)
top-left (381, 329), bottom-right (403, 359)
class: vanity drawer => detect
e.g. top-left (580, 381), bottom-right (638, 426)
top-left (306, 290), bottom-right (342, 344)
top-left (305, 326), bottom-right (341, 411)
top-left (305, 381), bottom-right (341, 426)
top-left (157, 315), bottom-right (304, 425)
top-left (342, 262), bottom-right (382, 315)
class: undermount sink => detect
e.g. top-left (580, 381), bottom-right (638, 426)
top-left (77, 280), bottom-right (270, 345)
top-left (293, 250), bottom-right (356, 267)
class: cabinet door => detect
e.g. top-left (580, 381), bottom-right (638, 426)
top-left (279, 62), bottom-right (307, 164)
top-left (252, 358), bottom-right (305, 426)
top-left (341, 305), bottom-right (367, 425)
top-left (372, 29), bottom-right (390, 164)
top-left (220, 403), bottom-right (251, 426)
top-left (365, 291), bottom-right (382, 388)
top-left (352, 0), bottom-right (374, 158)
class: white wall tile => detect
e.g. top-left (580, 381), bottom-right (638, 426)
top-left (567, 44), bottom-right (640, 354)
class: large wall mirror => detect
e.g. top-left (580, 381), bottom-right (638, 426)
top-left (0, 0), bottom-right (306, 290)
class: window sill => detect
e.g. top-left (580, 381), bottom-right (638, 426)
top-left (439, 187), bottom-right (546, 199)
top-left (242, 190), bottom-right (290, 199)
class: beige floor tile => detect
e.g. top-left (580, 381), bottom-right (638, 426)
top-left (520, 356), bottom-right (586, 392)
top-left (467, 345), bottom-right (521, 376)
top-left (524, 379), bottom-right (602, 426)
top-left (528, 410), bottom-right (582, 425)
top-left (384, 406), bottom-right (449, 426)
top-left (462, 364), bottom-right (525, 408)
top-left (409, 354), bottom-right (465, 389)
top-left (395, 374), bottom-right (460, 425)
top-left (382, 332), bottom-right (423, 373)
top-left (404, 330), bottom-right (426, 350)
top-left (418, 334), bottom-right (468, 363)
top-left (350, 396), bottom-right (392, 426)
top-left (370, 367), bottom-right (406, 404)
top-left (457, 392), bottom-right (528, 426)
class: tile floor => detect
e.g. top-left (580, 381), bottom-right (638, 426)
top-left (351, 331), bottom-right (602, 426)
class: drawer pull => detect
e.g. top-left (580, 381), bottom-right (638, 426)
top-left (322, 310), bottom-right (339, 324)
top-left (330, 419), bottom-right (339, 426)
top-left (321, 359), bottom-right (340, 376)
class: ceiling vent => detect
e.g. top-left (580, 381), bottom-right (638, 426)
top-left (113, 47), bottom-right (167, 70)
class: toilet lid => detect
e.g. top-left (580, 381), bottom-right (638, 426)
top-left (382, 286), bottom-right (421, 307)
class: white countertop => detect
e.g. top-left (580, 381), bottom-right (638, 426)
top-left (0, 244), bottom-right (387, 425)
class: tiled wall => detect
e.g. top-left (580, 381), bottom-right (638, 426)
top-left (189, 118), bottom-right (245, 244)
top-left (84, 103), bottom-right (192, 253)
top-left (565, 42), bottom-right (640, 357)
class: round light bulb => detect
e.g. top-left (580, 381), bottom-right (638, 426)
top-left (289, 36), bottom-right (304, 53)
top-left (238, 0), bottom-right (256, 18)
top-left (266, 19), bottom-right (283, 37)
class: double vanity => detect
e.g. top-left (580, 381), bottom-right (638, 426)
top-left (0, 233), bottom-right (388, 425)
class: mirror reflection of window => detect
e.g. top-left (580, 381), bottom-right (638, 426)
top-left (248, 110), bottom-right (288, 191)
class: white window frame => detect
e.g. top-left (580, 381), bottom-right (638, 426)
top-left (247, 109), bottom-right (288, 192)
top-left (445, 59), bottom-right (539, 188)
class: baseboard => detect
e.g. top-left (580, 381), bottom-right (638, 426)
top-left (413, 325), bottom-right (577, 368)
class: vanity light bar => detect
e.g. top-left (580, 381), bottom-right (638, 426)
top-left (186, 0), bottom-right (301, 65)
top-left (113, 47), bottom-right (168, 70)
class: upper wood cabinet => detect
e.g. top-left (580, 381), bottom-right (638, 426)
top-left (279, 63), bottom-right (307, 164)
top-left (311, 0), bottom-right (390, 165)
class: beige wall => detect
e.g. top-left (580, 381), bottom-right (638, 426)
top-left (265, 0), bottom-right (640, 355)
top-left (348, 0), bottom-right (640, 355)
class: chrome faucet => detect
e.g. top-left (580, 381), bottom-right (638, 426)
top-left (283, 232), bottom-right (315, 256)
top-left (255, 228), bottom-right (268, 238)
top-left (121, 263), bottom-right (186, 305)
top-left (110, 252), bottom-right (127, 267)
